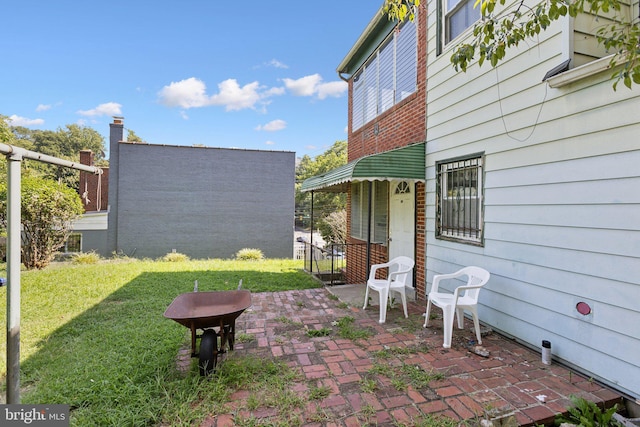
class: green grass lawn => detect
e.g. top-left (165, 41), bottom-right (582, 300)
top-left (0, 258), bottom-right (320, 426)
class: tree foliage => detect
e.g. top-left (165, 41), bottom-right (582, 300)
top-left (384, 0), bottom-right (640, 89)
top-left (0, 175), bottom-right (84, 269)
top-left (322, 210), bottom-right (347, 244)
top-left (126, 129), bottom-right (144, 142)
top-left (8, 122), bottom-right (107, 189)
top-left (0, 115), bottom-right (92, 269)
top-left (295, 141), bottom-right (348, 241)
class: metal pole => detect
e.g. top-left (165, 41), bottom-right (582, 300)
top-left (310, 191), bottom-right (314, 274)
top-left (0, 143), bottom-right (102, 175)
top-left (0, 143), bottom-right (102, 404)
top-left (6, 152), bottom-right (22, 404)
top-left (366, 181), bottom-right (373, 276)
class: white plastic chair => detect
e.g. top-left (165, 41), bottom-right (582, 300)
top-left (363, 256), bottom-right (415, 323)
top-left (424, 266), bottom-right (490, 348)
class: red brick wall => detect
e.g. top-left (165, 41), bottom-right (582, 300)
top-left (79, 150), bottom-right (109, 213)
top-left (345, 9), bottom-right (427, 299)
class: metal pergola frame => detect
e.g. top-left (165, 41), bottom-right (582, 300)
top-left (1, 143), bottom-right (102, 404)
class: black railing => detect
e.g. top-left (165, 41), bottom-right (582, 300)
top-left (301, 242), bottom-right (386, 285)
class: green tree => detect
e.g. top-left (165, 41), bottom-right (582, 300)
top-left (295, 140), bottom-right (348, 242)
top-left (6, 122), bottom-right (107, 189)
top-left (384, 0), bottom-right (640, 89)
top-left (126, 129), bottom-right (144, 142)
top-left (1, 116), bottom-right (88, 269)
top-left (0, 175), bottom-right (84, 269)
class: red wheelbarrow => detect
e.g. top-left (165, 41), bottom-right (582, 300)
top-left (164, 290), bottom-right (252, 375)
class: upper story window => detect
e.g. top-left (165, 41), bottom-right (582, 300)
top-left (445, 0), bottom-right (481, 43)
top-left (352, 20), bottom-right (417, 131)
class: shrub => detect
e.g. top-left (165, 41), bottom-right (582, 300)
top-left (235, 248), bottom-right (264, 261)
top-left (0, 175), bottom-right (84, 269)
top-left (556, 395), bottom-right (621, 427)
top-left (160, 252), bottom-right (189, 262)
top-left (71, 251), bottom-right (102, 264)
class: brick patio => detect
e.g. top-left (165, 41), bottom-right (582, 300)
top-left (196, 288), bottom-right (623, 426)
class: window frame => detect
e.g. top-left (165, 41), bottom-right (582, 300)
top-left (351, 20), bottom-right (417, 131)
top-left (435, 154), bottom-right (484, 245)
top-left (64, 233), bottom-right (82, 253)
top-left (350, 181), bottom-right (389, 244)
top-left (438, 0), bottom-right (481, 52)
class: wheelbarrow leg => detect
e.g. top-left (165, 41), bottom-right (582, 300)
top-left (219, 319), bottom-right (229, 353)
top-left (190, 323), bottom-right (197, 357)
top-left (228, 320), bottom-right (236, 351)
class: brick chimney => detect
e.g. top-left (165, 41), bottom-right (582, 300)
top-left (78, 150), bottom-right (109, 213)
top-left (107, 117), bottom-right (124, 254)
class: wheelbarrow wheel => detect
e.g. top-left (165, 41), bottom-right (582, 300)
top-left (199, 329), bottom-right (218, 376)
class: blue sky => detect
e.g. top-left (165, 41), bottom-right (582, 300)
top-left (1, 1), bottom-right (382, 159)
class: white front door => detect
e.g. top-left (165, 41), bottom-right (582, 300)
top-left (389, 181), bottom-right (415, 287)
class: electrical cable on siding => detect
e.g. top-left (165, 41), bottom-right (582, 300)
top-left (495, 67), bottom-right (548, 143)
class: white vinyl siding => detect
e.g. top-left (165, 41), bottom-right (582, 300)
top-left (351, 20), bottom-right (417, 131)
top-left (572, 0), bottom-right (636, 67)
top-left (425, 0), bottom-right (640, 399)
top-left (350, 181), bottom-right (388, 243)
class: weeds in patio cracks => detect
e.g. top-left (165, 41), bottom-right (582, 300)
top-left (363, 346), bottom-right (444, 391)
top-left (335, 315), bottom-right (373, 340)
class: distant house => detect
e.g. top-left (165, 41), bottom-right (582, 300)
top-left (72, 150), bottom-right (109, 255)
top-left (72, 117), bottom-right (294, 259)
top-left (304, 1), bottom-right (640, 400)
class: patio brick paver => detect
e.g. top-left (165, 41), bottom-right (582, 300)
top-left (190, 288), bottom-right (623, 426)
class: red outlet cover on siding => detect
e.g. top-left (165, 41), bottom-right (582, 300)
top-left (576, 302), bottom-right (592, 315)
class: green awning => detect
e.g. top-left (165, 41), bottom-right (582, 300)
top-left (300, 143), bottom-right (425, 193)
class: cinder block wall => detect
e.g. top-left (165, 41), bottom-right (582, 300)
top-left (112, 142), bottom-right (294, 259)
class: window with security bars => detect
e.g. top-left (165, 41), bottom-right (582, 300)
top-left (436, 155), bottom-right (483, 244)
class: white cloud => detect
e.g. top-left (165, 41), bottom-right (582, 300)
top-left (256, 119), bottom-right (286, 132)
top-left (283, 74), bottom-right (348, 99)
top-left (77, 102), bottom-right (122, 117)
top-left (267, 59), bottom-right (288, 69)
top-left (158, 77), bottom-right (283, 112)
top-left (283, 74), bottom-right (323, 97)
top-left (265, 140), bottom-right (275, 146)
top-left (254, 59), bottom-right (289, 70)
top-left (180, 110), bottom-right (189, 120)
top-left (8, 115), bottom-right (44, 126)
top-left (305, 144), bottom-right (317, 151)
top-left (209, 79), bottom-right (262, 111)
top-left (36, 104), bottom-right (51, 112)
top-left (158, 77), bottom-right (210, 108)
top-left (264, 86), bottom-right (286, 97)
top-left (317, 81), bottom-right (348, 99)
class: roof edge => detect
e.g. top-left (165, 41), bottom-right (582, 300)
top-left (337, 4), bottom-right (391, 75)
